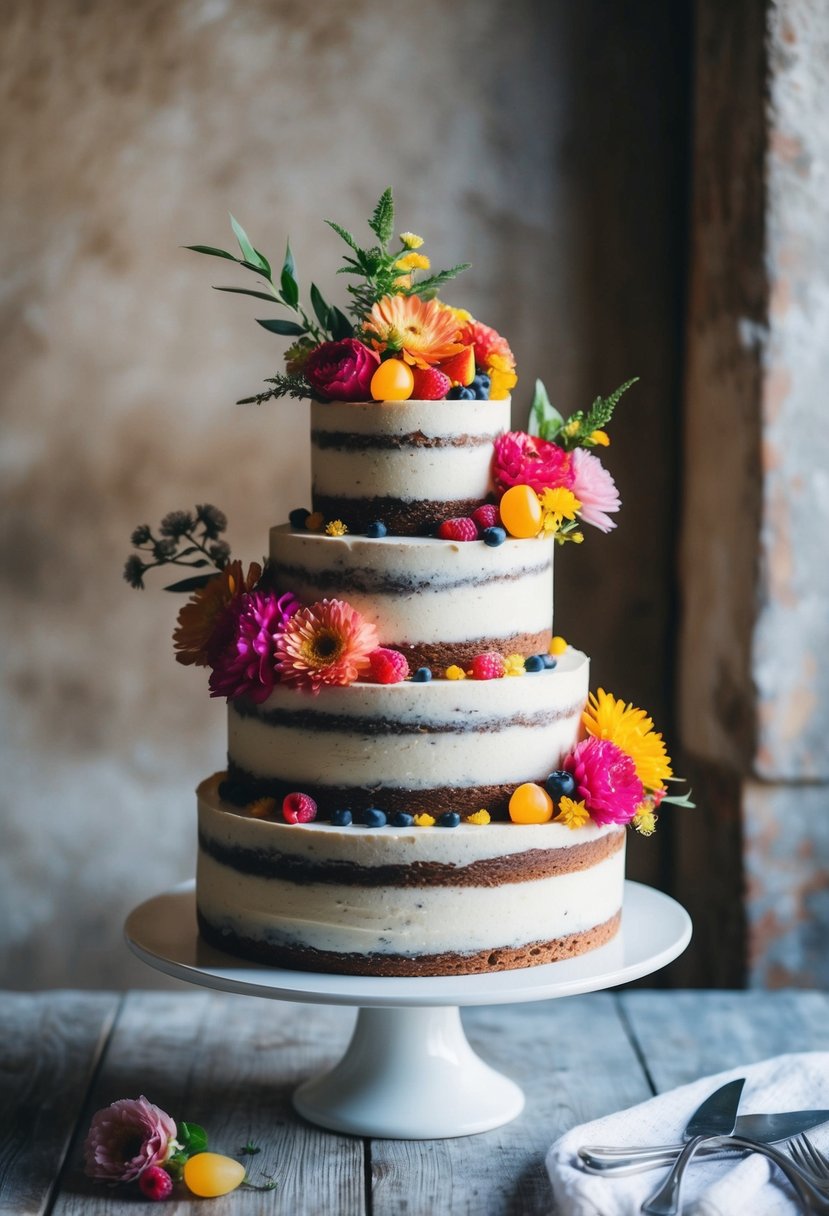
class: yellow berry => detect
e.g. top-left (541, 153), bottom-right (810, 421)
top-left (508, 782), bottom-right (554, 824)
top-left (413, 812), bottom-right (436, 827)
top-left (499, 485), bottom-right (543, 538)
top-left (548, 635), bottom-right (567, 655)
top-left (445, 664), bottom-right (466, 680)
top-left (468, 809), bottom-right (491, 825)
top-left (183, 1152), bottom-right (246, 1198)
top-left (370, 358), bottom-right (414, 401)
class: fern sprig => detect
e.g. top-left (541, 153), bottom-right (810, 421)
top-left (237, 372), bottom-right (311, 405)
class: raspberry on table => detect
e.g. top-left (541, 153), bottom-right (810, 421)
top-left (369, 647), bottom-right (410, 684)
top-left (437, 517), bottom-right (478, 542)
top-left (282, 792), bottom-right (318, 824)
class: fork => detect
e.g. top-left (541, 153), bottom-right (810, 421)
top-left (715, 1136), bottom-right (829, 1214)
top-left (790, 1135), bottom-right (829, 1191)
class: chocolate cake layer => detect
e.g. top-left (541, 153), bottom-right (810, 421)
top-left (197, 910), bottom-right (622, 976)
top-left (310, 494), bottom-right (485, 536)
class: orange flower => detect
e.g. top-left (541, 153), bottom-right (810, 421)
top-left (173, 560), bottom-right (261, 667)
top-left (364, 294), bottom-right (464, 369)
top-left (275, 598), bottom-right (378, 692)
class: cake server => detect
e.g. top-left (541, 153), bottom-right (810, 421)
top-left (579, 1108), bottom-right (829, 1174)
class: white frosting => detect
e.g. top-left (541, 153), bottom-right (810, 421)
top-left (310, 397), bottom-right (510, 505)
top-left (227, 649), bottom-right (589, 790)
top-left (269, 527), bottom-right (554, 645)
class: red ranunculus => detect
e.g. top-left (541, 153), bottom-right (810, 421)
top-left (492, 431), bottom-right (575, 497)
top-left (304, 339), bottom-right (380, 402)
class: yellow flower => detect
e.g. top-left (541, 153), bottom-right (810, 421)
top-left (563, 419), bottom-right (581, 439)
top-left (325, 519), bottom-right (348, 537)
top-left (413, 812), bottom-right (436, 827)
top-left (539, 487), bottom-right (581, 535)
top-left (582, 689), bottom-right (673, 792)
top-left (487, 352), bottom-right (518, 400)
top-left (633, 805), bottom-right (658, 836)
top-left (394, 251), bottom-right (430, 272)
top-left (446, 664), bottom-right (466, 680)
top-left (468, 809), bottom-right (491, 825)
top-left (503, 653), bottom-right (526, 677)
top-left (590, 429), bottom-right (610, 446)
top-left (364, 294), bottom-right (463, 369)
top-left (554, 797), bottom-right (590, 829)
top-left (399, 232), bottom-right (424, 249)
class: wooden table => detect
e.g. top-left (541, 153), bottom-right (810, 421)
top-left (3, 988), bottom-right (828, 1214)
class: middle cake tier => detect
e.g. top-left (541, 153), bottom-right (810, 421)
top-left (268, 526), bottom-right (555, 670)
top-left (226, 646), bottom-right (589, 820)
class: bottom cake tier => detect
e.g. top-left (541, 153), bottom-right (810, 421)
top-left (196, 777), bottom-right (626, 976)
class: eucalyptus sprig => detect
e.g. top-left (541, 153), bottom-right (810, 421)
top-left (122, 505), bottom-right (230, 593)
top-left (528, 377), bottom-right (639, 450)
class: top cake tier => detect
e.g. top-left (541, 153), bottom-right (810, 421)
top-left (310, 397), bottom-right (510, 536)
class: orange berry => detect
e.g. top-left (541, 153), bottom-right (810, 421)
top-left (370, 358), bottom-right (414, 401)
top-left (508, 782), bottom-right (554, 824)
top-left (183, 1152), bottom-right (246, 1198)
top-left (549, 635), bottom-right (567, 655)
top-left (499, 485), bottom-right (543, 538)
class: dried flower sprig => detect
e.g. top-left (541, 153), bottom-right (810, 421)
top-left (123, 504), bottom-right (230, 592)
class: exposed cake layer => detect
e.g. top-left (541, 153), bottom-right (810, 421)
top-left (268, 527), bottom-right (554, 667)
top-left (310, 397), bottom-right (510, 535)
top-left (196, 780), bottom-right (625, 974)
top-left (226, 647), bottom-right (589, 820)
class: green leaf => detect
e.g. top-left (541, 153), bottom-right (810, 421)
top-left (583, 376), bottom-right (639, 434)
top-left (325, 220), bottom-right (360, 252)
top-left (179, 1122), bottom-right (209, 1155)
top-left (310, 283), bottom-right (331, 330)
top-left (253, 248), bottom-right (272, 280)
top-left (184, 245), bottom-right (239, 261)
top-left (230, 214), bottom-right (267, 271)
top-left (368, 187), bottom-right (394, 247)
top-left (660, 787), bottom-right (696, 809)
top-left (163, 574), bottom-right (216, 592)
top-left (213, 286), bottom-right (280, 303)
top-left (407, 263), bottom-right (471, 296)
top-left (528, 379), bottom-right (564, 440)
top-left (280, 241), bottom-right (299, 309)
top-left (256, 317), bottom-right (307, 336)
top-left (328, 306), bottom-right (353, 340)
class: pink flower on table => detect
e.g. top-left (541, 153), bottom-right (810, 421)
top-left (276, 597), bottom-right (378, 692)
top-left (570, 446), bottom-right (621, 532)
top-left (492, 431), bottom-right (574, 498)
top-left (304, 338), bottom-right (380, 402)
top-left (83, 1095), bottom-right (177, 1183)
top-left (563, 736), bottom-right (644, 826)
top-left (209, 590), bottom-right (300, 703)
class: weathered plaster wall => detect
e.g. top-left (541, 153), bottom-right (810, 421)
top-left (0, 0), bottom-right (689, 987)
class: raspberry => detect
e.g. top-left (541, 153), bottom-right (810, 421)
top-left (472, 504), bottom-right (501, 532)
top-left (282, 792), bottom-right (318, 824)
top-left (437, 517), bottom-right (478, 542)
top-left (139, 1167), bottom-right (173, 1202)
top-left (410, 366), bottom-right (451, 400)
top-left (469, 651), bottom-right (505, 680)
top-left (369, 647), bottom-right (410, 684)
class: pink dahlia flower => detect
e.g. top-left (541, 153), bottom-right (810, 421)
top-left (209, 590), bottom-right (299, 703)
top-left (570, 446), bottom-right (621, 532)
top-left (83, 1095), bottom-right (177, 1183)
top-left (492, 431), bottom-right (574, 498)
top-left (276, 597), bottom-right (378, 692)
top-left (304, 338), bottom-right (380, 402)
top-left (564, 737), bottom-right (644, 826)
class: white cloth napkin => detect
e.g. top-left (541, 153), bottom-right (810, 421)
top-left (546, 1053), bottom-right (829, 1215)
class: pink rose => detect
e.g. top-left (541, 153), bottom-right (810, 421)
top-left (492, 431), bottom-right (574, 497)
top-left (304, 338), bottom-right (380, 402)
top-left (83, 1095), bottom-right (177, 1182)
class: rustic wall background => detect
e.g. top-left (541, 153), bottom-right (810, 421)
top-left (0, 0), bottom-right (689, 988)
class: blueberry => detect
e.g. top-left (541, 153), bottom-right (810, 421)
top-left (524, 655), bottom-right (545, 673)
top-left (447, 386), bottom-right (476, 400)
top-left (545, 770), bottom-right (576, 800)
top-left (330, 808), bottom-right (353, 826)
top-left (289, 507), bottom-right (310, 530)
top-left (542, 654), bottom-right (558, 669)
top-left (472, 373), bottom-right (491, 400)
top-left (482, 526), bottom-right (506, 547)
top-left (412, 666), bottom-right (433, 682)
top-left (366, 520), bottom-right (387, 538)
top-left (437, 811), bottom-right (461, 828)
top-left (361, 807), bottom-right (387, 828)
top-left (389, 810), bottom-right (414, 827)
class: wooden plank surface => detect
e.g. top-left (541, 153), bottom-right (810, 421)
top-left (0, 991), bottom-right (119, 1216)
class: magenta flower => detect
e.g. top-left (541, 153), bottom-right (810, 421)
top-left (492, 431), bottom-right (574, 497)
top-left (570, 447), bottom-right (621, 532)
top-left (83, 1095), bottom-right (177, 1182)
top-left (563, 737), bottom-right (644, 826)
top-left (209, 589), bottom-right (300, 703)
top-left (304, 338), bottom-right (380, 402)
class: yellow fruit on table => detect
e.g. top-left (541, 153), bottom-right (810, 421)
top-left (499, 485), bottom-right (543, 538)
top-left (370, 358), bottom-right (415, 401)
top-left (509, 782), bottom-right (554, 824)
top-left (183, 1152), bottom-right (247, 1197)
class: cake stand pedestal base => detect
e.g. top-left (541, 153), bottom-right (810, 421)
top-left (124, 881), bottom-right (691, 1139)
top-left (293, 1004), bottom-right (523, 1138)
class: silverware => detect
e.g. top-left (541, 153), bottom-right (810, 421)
top-left (579, 1109), bottom-right (829, 1175)
top-left (717, 1136), bottom-right (829, 1215)
top-left (790, 1135), bottom-right (829, 1192)
top-left (640, 1077), bottom-right (745, 1215)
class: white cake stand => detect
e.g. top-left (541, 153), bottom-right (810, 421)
top-left (124, 880), bottom-right (690, 1140)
